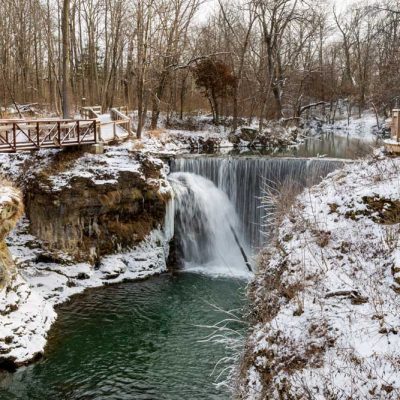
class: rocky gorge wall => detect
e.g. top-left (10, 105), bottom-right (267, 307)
top-left (22, 149), bottom-right (172, 263)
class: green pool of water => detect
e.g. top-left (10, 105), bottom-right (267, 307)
top-left (0, 273), bottom-right (246, 400)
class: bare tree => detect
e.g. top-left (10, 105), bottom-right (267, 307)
top-left (62, 0), bottom-right (72, 118)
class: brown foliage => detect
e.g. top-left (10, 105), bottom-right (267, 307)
top-left (192, 59), bottom-right (237, 123)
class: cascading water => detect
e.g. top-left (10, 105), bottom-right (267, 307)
top-left (171, 156), bottom-right (344, 250)
top-left (169, 172), bottom-right (251, 278)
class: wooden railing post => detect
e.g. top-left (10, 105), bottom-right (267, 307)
top-left (13, 123), bottom-right (16, 151)
top-left (57, 121), bottom-right (61, 146)
top-left (36, 122), bottom-right (40, 147)
top-left (397, 110), bottom-right (400, 142)
top-left (97, 120), bottom-right (102, 142)
top-left (94, 120), bottom-right (97, 143)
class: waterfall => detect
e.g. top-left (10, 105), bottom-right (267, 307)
top-left (169, 172), bottom-right (251, 278)
top-left (171, 156), bottom-right (344, 250)
top-left (164, 196), bottom-right (175, 243)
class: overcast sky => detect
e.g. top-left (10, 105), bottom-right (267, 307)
top-left (199, 0), bottom-right (358, 20)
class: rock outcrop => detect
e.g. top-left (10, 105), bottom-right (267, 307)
top-left (229, 124), bottom-right (302, 148)
top-left (23, 148), bottom-right (172, 262)
top-left (0, 181), bottom-right (23, 288)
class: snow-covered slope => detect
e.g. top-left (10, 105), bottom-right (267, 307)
top-left (241, 155), bottom-right (400, 399)
top-left (326, 112), bottom-right (383, 140)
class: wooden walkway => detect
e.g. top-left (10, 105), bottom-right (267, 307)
top-left (0, 106), bottom-right (133, 153)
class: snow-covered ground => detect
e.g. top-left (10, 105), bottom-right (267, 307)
top-left (241, 154), bottom-right (400, 399)
top-left (325, 112), bottom-right (384, 141)
top-left (1, 214), bottom-right (174, 366)
top-left (98, 113), bottom-right (129, 142)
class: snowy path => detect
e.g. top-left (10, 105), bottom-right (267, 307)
top-left (98, 113), bottom-right (128, 142)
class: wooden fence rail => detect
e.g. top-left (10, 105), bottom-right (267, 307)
top-left (113, 106), bottom-right (128, 116)
top-left (81, 106), bottom-right (101, 120)
top-left (81, 105), bottom-right (132, 143)
top-left (97, 108), bottom-right (132, 143)
top-left (0, 119), bottom-right (97, 152)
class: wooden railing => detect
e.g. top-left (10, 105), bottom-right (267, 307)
top-left (81, 105), bottom-right (132, 143)
top-left (0, 104), bottom-right (132, 152)
top-left (97, 107), bottom-right (132, 143)
top-left (0, 119), bottom-right (97, 152)
top-left (81, 106), bottom-right (101, 120)
top-left (113, 106), bottom-right (128, 116)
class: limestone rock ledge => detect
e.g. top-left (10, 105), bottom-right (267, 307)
top-left (24, 148), bottom-right (172, 262)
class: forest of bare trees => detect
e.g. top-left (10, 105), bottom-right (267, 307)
top-left (1, 0), bottom-right (400, 132)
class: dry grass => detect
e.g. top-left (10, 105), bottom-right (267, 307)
top-left (147, 128), bottom-right (166, 139)
top-left (261, 178), bottom-right (303, 235)
top-left (131, 141), bottom-right (145, 151)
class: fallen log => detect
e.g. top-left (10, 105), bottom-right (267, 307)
top-left (229, 224), bottom-right (253, 273)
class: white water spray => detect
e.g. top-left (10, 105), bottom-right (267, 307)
top-left (169, 172), bottom-right (251, 279)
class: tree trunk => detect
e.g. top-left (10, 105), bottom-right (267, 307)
top-left (232, 84), bottom-right (239, 131)
top-left (61, 0), bottom-right (71, 118)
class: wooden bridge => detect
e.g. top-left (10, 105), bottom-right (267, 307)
top-left (0, 106), bottom-right (133, 153)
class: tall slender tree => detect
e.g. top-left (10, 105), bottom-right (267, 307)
top-left (61, 0), bottom-right (71, 118)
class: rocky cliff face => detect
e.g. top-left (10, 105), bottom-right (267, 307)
top-left (22, 148), bottom-right (172, 262)
top-left (0, 182), bottom-right (23, 288)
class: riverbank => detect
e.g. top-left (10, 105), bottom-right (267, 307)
top-left (132, 113), bottom-right (320, 155)
top-left (239, 153), bottom-right (400, 399)
top-left (132, 110), bottom-right (385, 156)
top-left (0, 147), bottom-right (174, 369)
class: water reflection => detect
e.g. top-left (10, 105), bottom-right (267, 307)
top-left (226, 132), bottom-right (377, 159)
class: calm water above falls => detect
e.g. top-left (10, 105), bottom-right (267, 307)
top-left (0, 274), bottom-right (245, 400)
